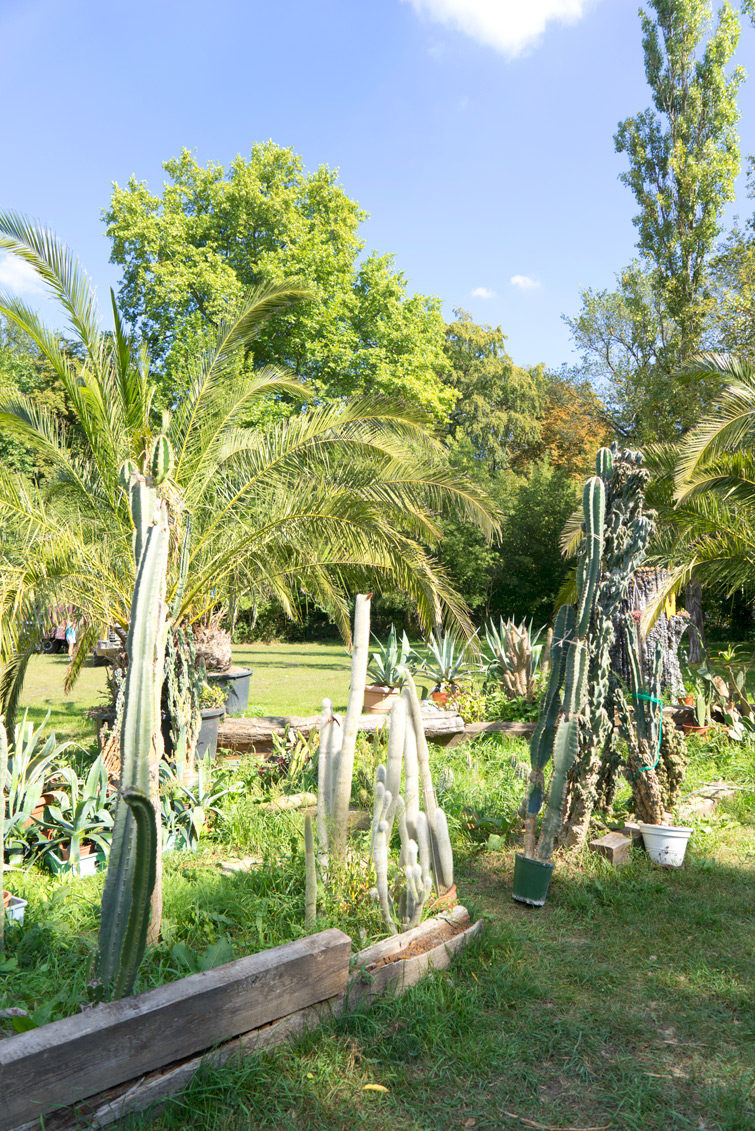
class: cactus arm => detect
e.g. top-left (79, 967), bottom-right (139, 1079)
top-left (111, 787), bottom-right (157, 1000)
top-left (395, 794), bottom-right (410, 868)
top-left (383, 697), bottom-right (406, 836)
top-left (316, 698), bottom-right (334, 870)
top-left (414, 809), bottom-right (433, 897)
top-left (330, 594), bottom-right (371, 855)
top-left (128, 473), bottom-right (157, 570)
top-left (575, 477), bottom-right (606, 637)
top-left (370, 774), bottom-right (386, 860)
top-left (169, 515), bottom-right (193, 621)
top-left (401, 695), bottom-right (420, 839)
top-left (431, 808), bottom-right (454, 892)
top-left (402, 673), bottom-right (437, 829)
top-left (372, 818), bottom-right (397, 935)
top-left (97, 506), bottom-right (169, 999)
top-left (304, 813), bottom-right (317, 929)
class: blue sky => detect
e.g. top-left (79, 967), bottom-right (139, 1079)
top-left (1, 0), bottom-right (755, 369)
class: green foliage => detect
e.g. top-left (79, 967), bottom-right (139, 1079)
top-left (366, 625), bottom-right (419, 690)
top-left (105, 144), bottom-right (454, 419)
top-left (442, 309), bottom-right (542, 471)
top-left (2, 713), bottom-right (75, 864)
top-left (35, 756), bottom-right (113, 876)
top-left (420, 632), bottom-right (473, 691)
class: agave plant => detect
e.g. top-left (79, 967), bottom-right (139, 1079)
top-left (35, 756), bottom-right (114, 875)
top-left (421, 632), bottom-right (474, 693)
top-left (3, 712), bottom-right (74, 863)
top-left (483, 618), bottom-right (545, 702)
top-left (367, 625), bottom-right (420, 690)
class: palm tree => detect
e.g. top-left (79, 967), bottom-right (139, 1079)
top-left (631, 354), bottom-right (755, 633)
top-left (0, 213), bottom-right (499, 717)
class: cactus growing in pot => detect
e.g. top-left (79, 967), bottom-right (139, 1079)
top-left (514, 473), bottom-right (606, 905)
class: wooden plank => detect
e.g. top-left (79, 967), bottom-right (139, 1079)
top-left (589, 832), bottom-right (632, 866)
top-left (26, 999), bottom-right (346, 1131)
top-left (216, 711), bottom-right (464, 753)
top-left (0, 928), bottom-right (350, 1131)
top-left (349, 917), bottom-right (483, 1007)
top-left (354, 905), bottom-right (471, 969)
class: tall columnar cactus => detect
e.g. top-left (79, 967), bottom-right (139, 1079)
top-left (0, 718), bottom-right (7, 956)
top-left (560, 446), bottom-right (659, 846)
top-left (96, 465), bottom-right (170, 1000)
top-left (615, 622), bottom-right (668, 826)
top-left (523, 474), bottom-right (606, 862)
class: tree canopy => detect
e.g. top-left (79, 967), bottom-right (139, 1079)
top-left (105, 144), bottom-right (454, 419)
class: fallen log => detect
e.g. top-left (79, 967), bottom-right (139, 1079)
top-left (217, 709), bottom-right (464, 753)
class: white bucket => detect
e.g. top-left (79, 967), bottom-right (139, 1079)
top-left (638, 823), bottom-right (693, 868)
top-left (5, 896), bottom-right (28, 925)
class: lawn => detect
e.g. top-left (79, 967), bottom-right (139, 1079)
top-left (125, 774), bottom-right (755, 1131)
top-left (17, 643), bottom-right (439, 744)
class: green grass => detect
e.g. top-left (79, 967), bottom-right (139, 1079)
top-left (17, 653), bottom-right (108, 745)
top-left (3, 734), bottom-right (755, 1130)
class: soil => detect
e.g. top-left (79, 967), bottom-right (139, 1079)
top-left (365, 911), bottom-right (471, 970)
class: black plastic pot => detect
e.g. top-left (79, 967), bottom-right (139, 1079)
top-left (206, 666), bottom-right (253, 717)
top-left (196, 706), bottom-right (225, 761)
top-left (512, 852), bottom-right (554, 907)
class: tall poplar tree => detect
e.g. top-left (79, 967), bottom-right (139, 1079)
top-left (569, 0), bottom-right (743, 441)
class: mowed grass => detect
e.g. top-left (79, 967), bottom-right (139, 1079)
top-left (127, 795), bottom-right (755, 1131)
top-left (15, 644), bottom-right (438, 745)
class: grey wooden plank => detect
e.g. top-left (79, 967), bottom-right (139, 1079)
top-left (0, 928), bottom-right (350, 1131)
top-left (353, 905), bottom-right (470, 969)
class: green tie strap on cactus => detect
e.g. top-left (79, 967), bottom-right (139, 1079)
top-left (631, 692), bottom-right (663, 772)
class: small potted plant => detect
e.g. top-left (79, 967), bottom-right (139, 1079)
top-left (421, 632), bottom-right (473, 705)
top-left (682, 680), bottom-right (713, 736)
top-left (197, 682), bottom-right (227, 760)
top-left (196, 612), bottom-right (253, 717)
top-left (35, 757), bottom-right (113, 877)
top-left (364, 626), bottom-right (419, 713)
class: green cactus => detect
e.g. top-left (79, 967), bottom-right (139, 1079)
top-left (96, 475), bottom-right (169, 1000)
top-left (0, 718), bottom-right (7, 956)
top-left (560, 444), bottom-right (661, 847)
top-left (304, 813), bottom-right (317, 929)
top-left (149, 433), bottom-right (174, 486)
top-left (524, 475), bottom-right (606, 863)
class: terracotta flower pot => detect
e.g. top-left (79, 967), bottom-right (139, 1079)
top-left (2, 890), bottom-right (11, 909)
top-left (681, 722), bottom-right (712, 737)
top-left (680, 696), bottom-right (695, 707)
top-left (363, 685), bottom-right (401, 714)
top-left (431, 689), bottom-right (449, 707)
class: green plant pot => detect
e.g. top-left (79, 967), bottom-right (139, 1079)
top-left (512, 852), bottom-right (554, 907)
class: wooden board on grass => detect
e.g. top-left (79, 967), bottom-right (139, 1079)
top-left (0, 928), bottom-right (350, 1131)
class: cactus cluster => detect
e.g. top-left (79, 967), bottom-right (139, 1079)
top-left (310, 595), bottom-right (453, 936)
top-left (368, 674), bottom-right (454, 934)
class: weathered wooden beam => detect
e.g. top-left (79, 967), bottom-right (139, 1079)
top-left (0, 928), bottom-right (350, 1131)
top-left (216, 710), bottom-right (464, 753)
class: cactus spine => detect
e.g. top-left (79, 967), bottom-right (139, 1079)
top-left (97, 464), bottom-right (170, 999)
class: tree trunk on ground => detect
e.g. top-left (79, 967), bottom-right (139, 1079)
top-left (685, 582), bottom-right (706, 663)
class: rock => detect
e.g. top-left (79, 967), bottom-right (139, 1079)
top-left (590, 831), bottom-right (632, 866)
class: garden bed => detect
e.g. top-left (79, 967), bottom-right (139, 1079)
top-left (1, 909), bottom-right (481, 1131)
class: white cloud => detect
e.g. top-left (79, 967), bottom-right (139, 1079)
top-left (0, 253), bottom-right (43, 295)
top-left (402, 0), bottom-right (592, 58)
top-left (472, 286), bottom-right (496, 299)
top-left (510, 274), bottom-right (541, 291)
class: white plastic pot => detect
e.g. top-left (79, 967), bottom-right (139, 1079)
top-left (638, 823), bottom-right (693, 868)
top-left (5, 896), bottom-right (28, 925)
